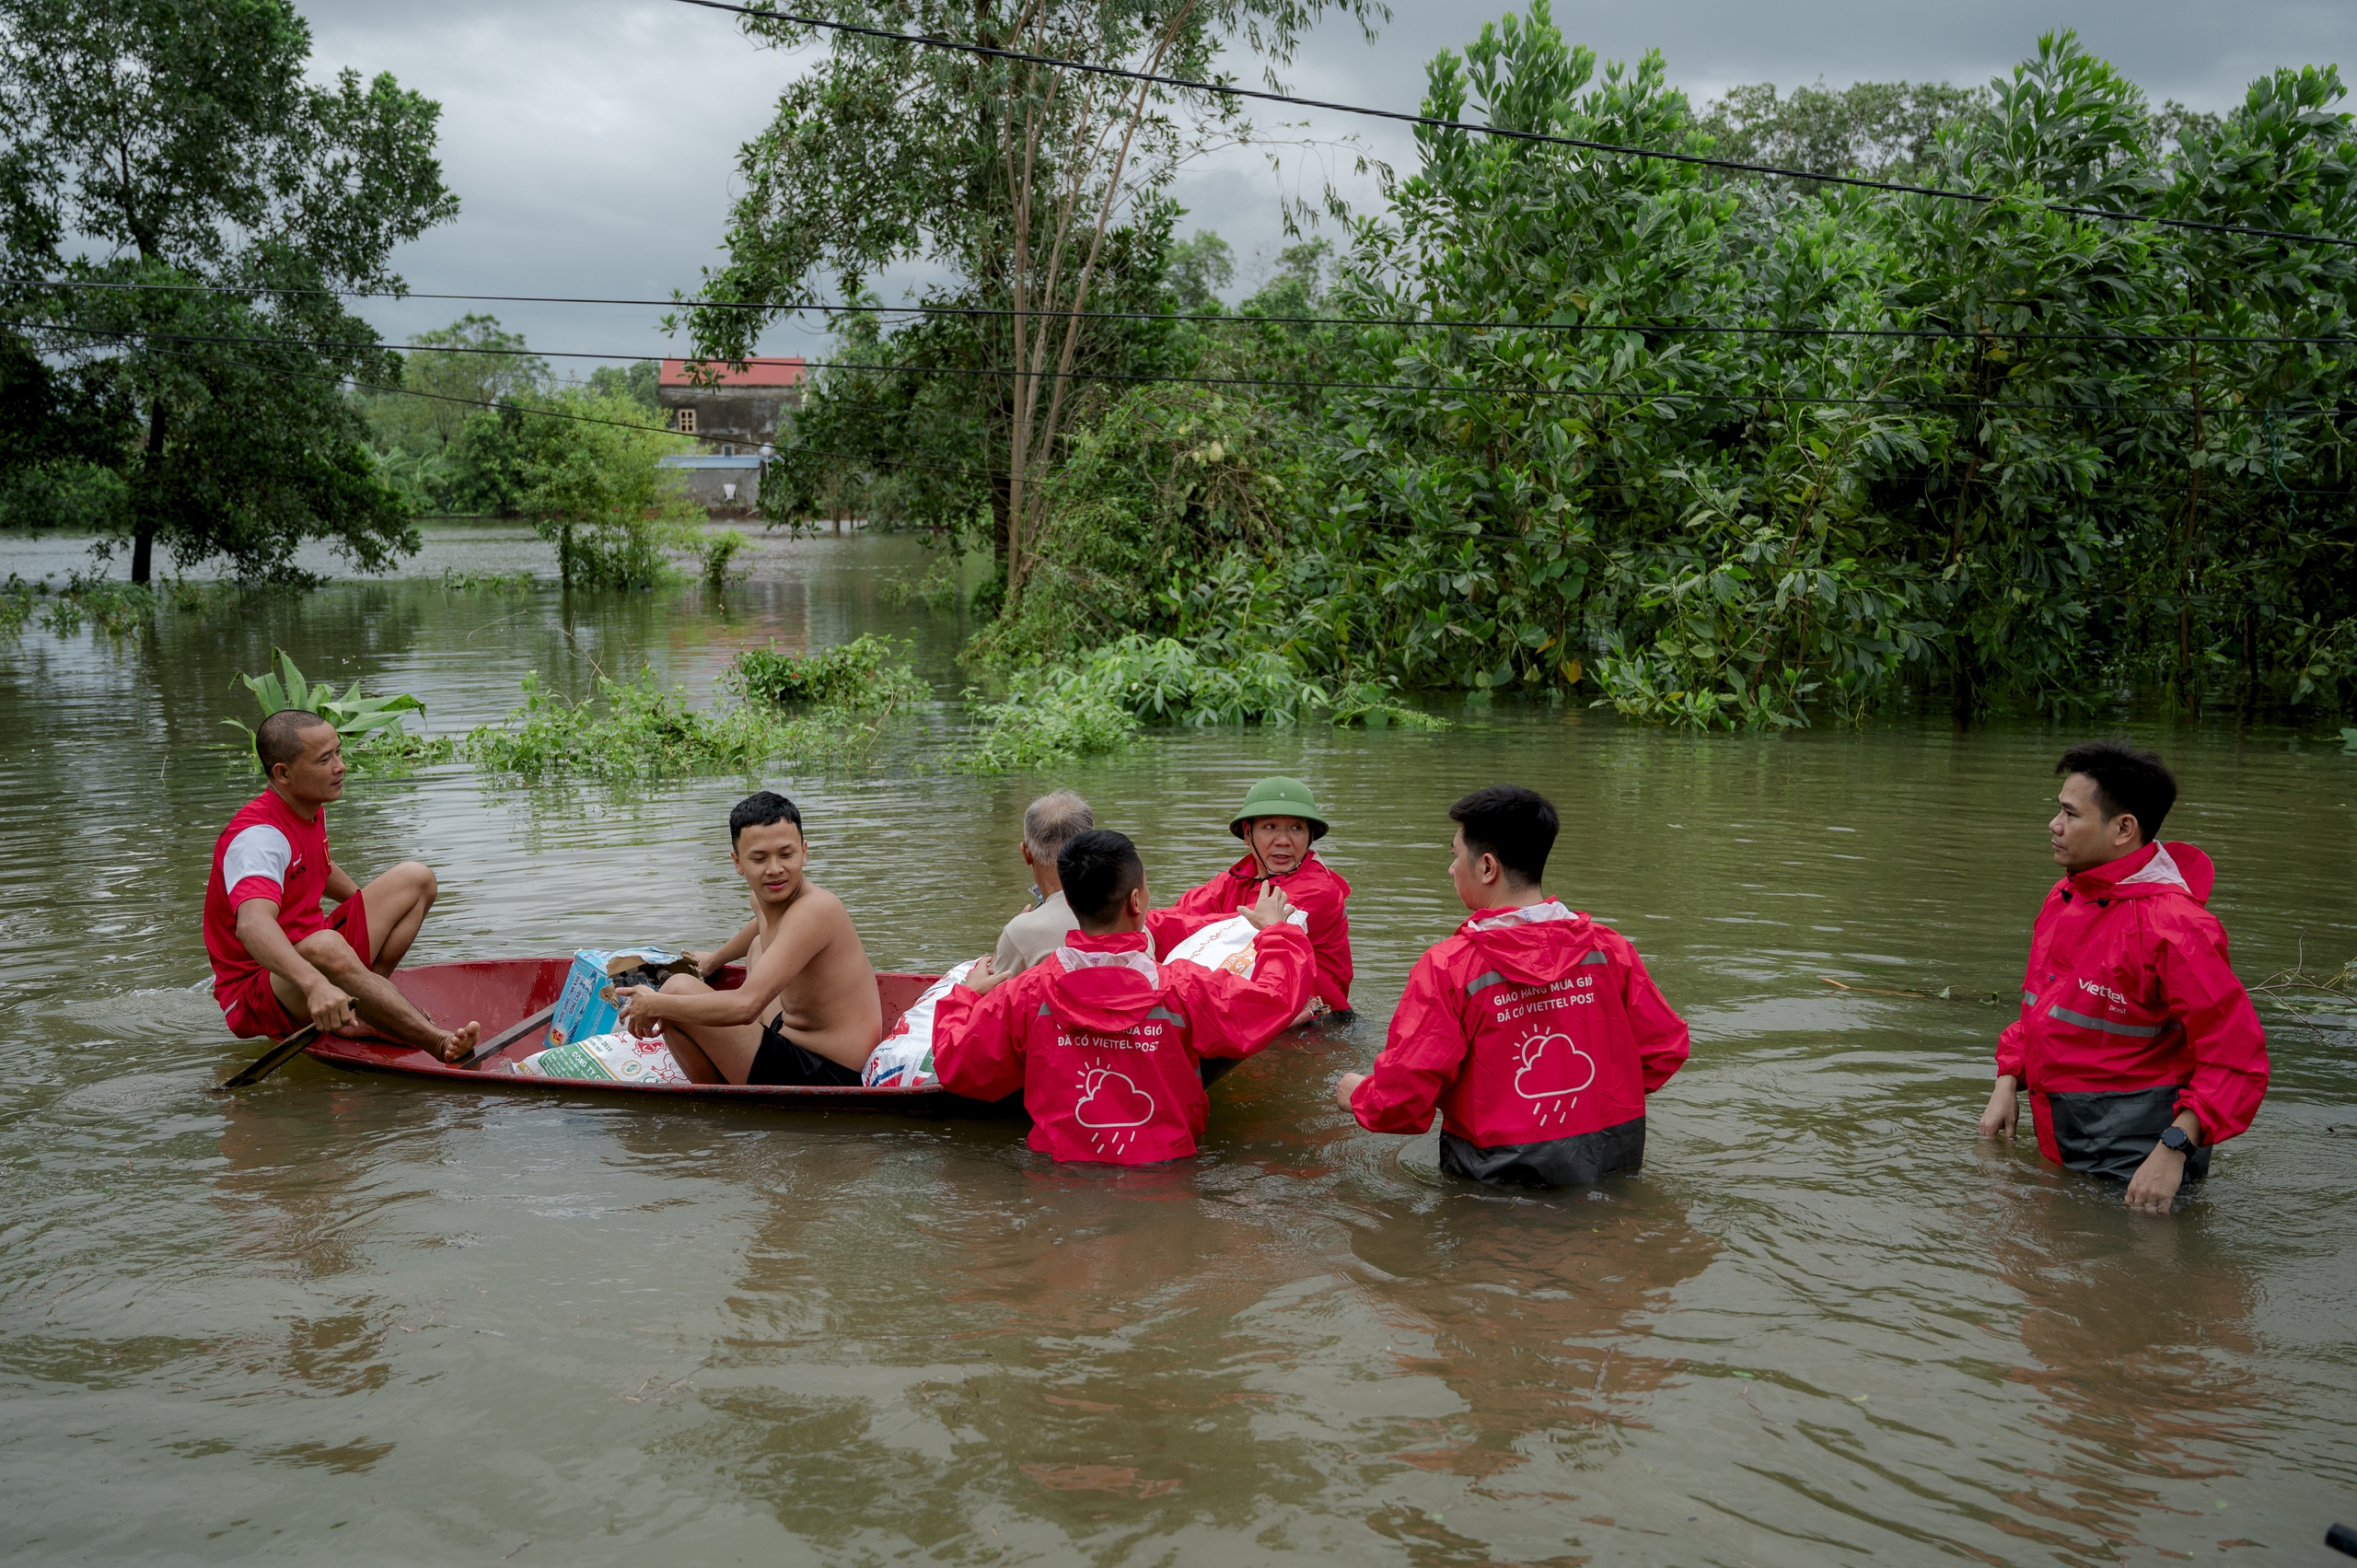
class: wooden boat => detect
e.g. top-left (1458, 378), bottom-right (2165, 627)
top-left (299, 958), bottom-right (951, 1106)
top-left (297, 957), bottom-right (1236, 1107)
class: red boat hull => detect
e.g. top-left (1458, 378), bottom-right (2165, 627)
top-left (298, 958), bottom-right (953, 1106)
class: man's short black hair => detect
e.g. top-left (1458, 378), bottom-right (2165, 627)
top-left (2057, 741), bottom-right (2177, 844)
top-left (1057, 828), bottom-right (1145, 928)
top-left (729, 790), bottom-right (804, 844)
top-left (256, 708), bottom-right (331, 775)
top-left (1449, 784), bottom-right (1559, 885)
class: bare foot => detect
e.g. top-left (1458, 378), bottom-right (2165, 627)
top-left (439, 1021), bottom-right (482, 1063)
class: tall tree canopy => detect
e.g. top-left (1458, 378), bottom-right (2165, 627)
top-left (681, 0), bottom-right (1384, 594)
top-left (0, 0), bottom-right (458, 581)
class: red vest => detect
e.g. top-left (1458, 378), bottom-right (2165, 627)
top-left (1352, 901), bottom-right (1689, 1148)
top-left (933, 925), bottom-right (1313, 1164)
top-left (1173, 851), bottom-right (1353, 1009)
top-left (1997, 841), bottom-right (2269, 1152)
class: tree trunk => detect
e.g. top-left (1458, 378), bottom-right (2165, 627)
top-left (131, 398), bottom-right (167, 585)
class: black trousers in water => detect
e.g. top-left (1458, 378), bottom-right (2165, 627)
top-left (2039, 1085), bottom-right (2212, 1182)
top-left (1439, 1114), bottom-right (1647, 1191)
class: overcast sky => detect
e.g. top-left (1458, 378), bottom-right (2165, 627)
top-left (302, 0), bottom-right (2354, 367)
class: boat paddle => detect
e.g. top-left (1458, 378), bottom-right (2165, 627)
top-left (453, 1004), bottom-right (558, 1070)
top-left (215, 1022), bottom-right (324, 1091)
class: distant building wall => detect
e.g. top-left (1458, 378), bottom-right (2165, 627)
top-left (656, 358), bottom-right (805, 454)
top-left (657, 454), bottom-right (765, 516)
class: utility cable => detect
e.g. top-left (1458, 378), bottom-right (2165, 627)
top-left (21, 276), bottom-right (2357, 352)
top-left (19, 317), bottom-right (2343, 420)
top-left (669, 0), bottom-right (2357, 252)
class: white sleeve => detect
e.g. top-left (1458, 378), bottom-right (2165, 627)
top-left (222, 824), bottom-right (293, 897)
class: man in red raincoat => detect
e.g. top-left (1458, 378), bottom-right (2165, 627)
top-left (933, 829), bottom-right (1313, 1165)
top-left (1979, 741), bottom-right (2270, 1212)
top-left (1336, 785), bottom-right (1689, 1189)
top-left (1172, 776), bottom-right (1353, 1014)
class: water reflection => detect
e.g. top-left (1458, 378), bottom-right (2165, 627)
top-left (3, 528), bottom-right (2351, 1562)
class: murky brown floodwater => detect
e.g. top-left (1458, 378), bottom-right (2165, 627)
top-left (3, 522), bottom-right (2353, 1565)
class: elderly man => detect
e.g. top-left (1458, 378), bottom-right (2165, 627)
top-left (992, 790), bottom-right (1097, 976)
top-left (203, 708), bottom-right (478, 1060)
top-left (1979, 741), bottom-right (2270, 1212)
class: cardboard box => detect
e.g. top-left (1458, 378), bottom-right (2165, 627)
top-left (548, 947), bottom-right (693, 1047)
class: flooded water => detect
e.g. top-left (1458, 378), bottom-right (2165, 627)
top-left (4, 523), bottom-right (2354, 1565)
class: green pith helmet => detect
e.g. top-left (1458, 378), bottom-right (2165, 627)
top-left (1227, 776), bottom-right (1329, 842)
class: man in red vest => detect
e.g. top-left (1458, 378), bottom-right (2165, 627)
top-left (933, 829), bottom-right (1312, 1165)
top-left (203, 708), bottom-right (477, 1059)
top-left (1979, 741), bottom-right (2269, 1211)
top-left (1172, 777), bottom-right (1353, 1014)
top-left (1336, 785), bottom-right (1689, 1189)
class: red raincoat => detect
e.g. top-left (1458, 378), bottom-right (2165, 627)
top-left (1997, 840), bottom-right (2269, 1179)
top-left (933, 924), bottom-right (1313, 1165)
top-left (1350, 901), bottom-right (1689, 1188)
top-left (1173, 851), bottom-right (1353, 1010)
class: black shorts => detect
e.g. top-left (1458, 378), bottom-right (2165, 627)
top-left (748, 1017), bottom-right (864, 1086)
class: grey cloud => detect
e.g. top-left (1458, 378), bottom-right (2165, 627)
top-left (296, 0), bottom-right (2352, 361)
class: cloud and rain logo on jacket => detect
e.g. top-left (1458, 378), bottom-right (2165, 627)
top-left (1512, 1029), bottom-right (1596, 1126)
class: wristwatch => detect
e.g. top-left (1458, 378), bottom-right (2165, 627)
top-left (2159, 1125), bottom-right (2198, 1157)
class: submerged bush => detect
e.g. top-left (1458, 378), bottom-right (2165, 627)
top-left (959, 634), bottom-right (1440, 770)
top-left (730, 633), bottom-right (927, 712)
top-left (465, 669), bottom-right (877, 781)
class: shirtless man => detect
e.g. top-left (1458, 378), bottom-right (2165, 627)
top-left (617, 791), bottom-right (881, 1085)
top-left (204, 708), bottom-right (480, 1061)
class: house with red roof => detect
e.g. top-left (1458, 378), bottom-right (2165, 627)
top-left (656, 358), bottom-right (806, 514)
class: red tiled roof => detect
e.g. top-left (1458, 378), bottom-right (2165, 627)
top-left (659, 357), bottom-right (806, 387)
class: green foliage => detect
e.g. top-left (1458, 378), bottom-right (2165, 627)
top-left (1697, 78), bottom-right (1989, 180)
top-left (584, 360), bottom-right (661, 414)
top-left (0, 0), bottom-right (459, 583)
top-left (681, 0), bottom-right (1381, 585)
top-left (464, 669), bottom-right (875, 781)
top-left (961, 633), bottom-right (1440, 770)
top-left (699, 526), bottom-right (750, 589)
top-left (958, 683), bottom-right (1142, 772)
top-left (979, 13), bottom-right (2357, 727)
top-left (222, 646), bottom-right (454, 770)
top-left (514, 391), bottom-right (704, 587)
top-left (1165, 231), bottom-right (1236, 310)
top-left (361, 315), bottom-right (551, 460)
top-left (730, 633), bottom-right (927, 711)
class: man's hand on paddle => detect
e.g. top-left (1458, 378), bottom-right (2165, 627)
top-left (1240, 883), bottom-right (1295, 930)
top-left (303, 977), bottom-right (356, 1035)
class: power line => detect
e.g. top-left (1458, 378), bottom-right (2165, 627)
top-left (21, 317), bottom-right (2340, 420)
top-left (670, 0), bottom-right (2357, 252)
top-left (19, 274), bottom-right (2357, 351)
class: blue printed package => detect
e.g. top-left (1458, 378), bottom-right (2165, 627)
top-left (549, 947), bottom-right (690, 1047)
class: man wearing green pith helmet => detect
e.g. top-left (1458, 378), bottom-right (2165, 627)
top-left (1172, 777), bottom-right (1353, 1014)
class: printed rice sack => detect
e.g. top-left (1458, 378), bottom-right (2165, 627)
top-left (514, 1028), bottom-right (692, 1086)
top-left (863, 958), bottom-right (981, 1088)
top-left (1160, 910), bottom-right (1309, 979)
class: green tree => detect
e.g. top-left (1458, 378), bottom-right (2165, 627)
top-left (517, 391), bottom-right (704, 588)
top-left (679, 0), bottom-right (1383, 592)
top-left (1165, 229), bottom-right (1236, 311)
top-left (584, 359), bottom-right (660, 414)
top-left (363, 313), bottom-right (550, 455)
top-left (0, 0), bottom-right (459, 582)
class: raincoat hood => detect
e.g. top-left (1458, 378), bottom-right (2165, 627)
top-left (2064, 841), bottom-right (2215, 905)
top-left (1459, 900), bottom-right (1594, 986)
top-left (1047, 930), bottom-right (1161, 1034)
